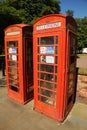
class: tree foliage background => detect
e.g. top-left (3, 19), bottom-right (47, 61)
top-left (0, 0), bottom-right (60, 54)
top-left (76, 17), bottom-right (87, 51)
top-left (66, 9), bottom-right (74, 17)
top-left (0, 0), bottom-right (87, 54)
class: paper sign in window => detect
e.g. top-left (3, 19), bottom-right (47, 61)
top-left (9, 48), bottom-right (17, 54)
top-left (46, 56), bottom-right (54, 63)
top-left (40, 46), bottom-right (54, 54)
top-left (12, 55), bottom-right (17, 61)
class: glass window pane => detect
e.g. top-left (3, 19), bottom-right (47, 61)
top-left (26, 41), bottom-right (33, 75)
top-left (37, 38), bottom-right (39, 45)
top-left (38, 73), bottom-right (54, 82)
top-left (8, 73), bottom-right (18, 80)
top-left (38, 64), bottom-right (54, 73)
top-left (55, 46), bottom-right (58, 54)
top-left (40, 36), bottom-right (54, 45)
top-left (38, 88), bottom-right (54, 98)
top-left (68, 80), bottom-right (74, 96)
top-left (38, 55), bottom-right (54, 64)
top-left (67, 95), bottom-right (73, 105)
top-left (8, 61), bottom-right (17, 67)
top-left (69, 72), bottom-right (74, 80)
top-left (10, 86), bottom-right (19, 92)
top-left (38, 95), bottom-right (53, 105)
top-left (38, 80), bottom-right (54, 90)
top-left (56, 36), bottom-right (58, 44)
top-left (55, 56), bottom-right (58, 64)
top-left (70, 63), bottom-right (75, 72)
top-left (9, 79), bottom-right (19, 86)
top-left (8, 55), bottom-right (18, 61)
top-left (8, 48), bottom-right (18, 54)
top-left (54, 84), bottom-right (57, 91)
top-left (70, 37), bottom-right (76, 55)
top-left (55, 76), bottom-right (57, 82)
top-left (55, 66), bottom-right (58, 73)
top-left (68, 71), bottom-right (75, 98)
top-left (7, 41), bottom-right (18, 47)
top-left (70, 56), bottom-right (75, 64)
top-left (39, 46), bottom-right (54, 54)
top-left (39, 55), bottom-right (46, 63)
top-left (8, 67), bottom-right (18, 75)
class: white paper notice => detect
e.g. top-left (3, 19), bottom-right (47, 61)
top-left (9, 48), bottom-right (12, 53)
top-left (12, 55), bottom-right (17, 61)
top-left (46, 56), bottom-right (54, 63)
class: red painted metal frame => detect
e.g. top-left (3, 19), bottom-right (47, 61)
top-left (33, 14), bottom-right (77, 122)
top-left (4, 24), bottom-right (33, 104)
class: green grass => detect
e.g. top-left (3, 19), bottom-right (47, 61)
top-left (77, 53), bottom-right (87, 57)
top-left (0, 55), bottom-right (5, 57)
top-left (78, 68), bottom-right (87, 75)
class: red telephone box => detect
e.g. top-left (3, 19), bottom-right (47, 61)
top-left (4, 24), bottom-right (33, 104)
top-left (33, 14), bottom-right (77, 121)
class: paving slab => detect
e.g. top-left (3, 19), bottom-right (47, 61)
top-left (0, 87), bottom-right (87, 130)
top-left (77, 55), bottom-right (87, 68)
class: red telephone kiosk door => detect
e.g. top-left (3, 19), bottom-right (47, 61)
top-left (4, 24), bottom-right (33, 104)
top-left (33, 14), bottom-right (77, 122)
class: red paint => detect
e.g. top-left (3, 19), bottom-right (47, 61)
top-left (33, 14), bottom-right (77, 122)
top-left (4, 24), bottom-right (33, 104)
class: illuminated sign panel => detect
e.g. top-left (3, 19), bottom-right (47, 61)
top-left (6, 30), bottom-right (20, 36)
top-left (36, 22), bottom-right (61, 30)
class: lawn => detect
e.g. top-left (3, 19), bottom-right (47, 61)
top-left (77, 53), bottom-right (87, 57)
top-left (78, 68), bottom-right (87, 75)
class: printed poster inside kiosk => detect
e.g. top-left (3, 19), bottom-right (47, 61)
top-left (9, 48), bottom-right (17, 61)
top-left (40, 46), bottom-right (54, 64)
